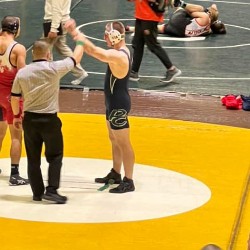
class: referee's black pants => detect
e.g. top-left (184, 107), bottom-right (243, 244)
top-left (23, 112), bottom-right (63, 197)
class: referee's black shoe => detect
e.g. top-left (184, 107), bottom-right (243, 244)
top-left (42, 191), bottom-right (67, 204)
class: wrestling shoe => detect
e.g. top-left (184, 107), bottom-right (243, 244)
top-left (109, 177), bottom-right (135, 193)
top-left (129, 71), bottom-right (140, 81)
top-left (95, 168), bottom-right (122, 184)
top-left (9, 174), bottom-right (29, 186)
top-left (160, 67), bottom-right (182, 83)
top-left (71, 70), bottom-right (88, 85)
top-left (42, 191), bottom-right (67, 204)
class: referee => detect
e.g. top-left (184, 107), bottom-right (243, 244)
top-left (10, 38), bottom-right (84, 204)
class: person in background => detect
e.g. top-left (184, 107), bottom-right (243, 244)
top-left (125, 2), bottom-right (226, 37)
top-left (0, 16), bottom-right (29, 186)
top-left (164, 0), bottom-right (224, 37)
top-left (43, 0), bottom-right (88, 85)
top-left (127, 0), bottom-right (181, 83)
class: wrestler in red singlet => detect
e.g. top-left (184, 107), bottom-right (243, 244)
top-left (0, 16), bottom-right (29, 185)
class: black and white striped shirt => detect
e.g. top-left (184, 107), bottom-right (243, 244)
top-left (11, 57), bottom-right (75, 113)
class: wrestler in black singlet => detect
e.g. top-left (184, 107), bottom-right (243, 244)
top-left (164, 9), bottom-right (192, 37)
top-left (104, 49), bottom-right (131, 130)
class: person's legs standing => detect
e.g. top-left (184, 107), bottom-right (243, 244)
top-left (94, 120), bottom-right (122, 184)
top-left (143, 20), bottom-right (182, 82)
top-left (143, 20), bottom-right (173, 69)
top-left (43, 115), bottom-right (63, 192)
top-left (106, 120), bottom-right (123, 174)
top-left (109, 126), bottom-right (135, 193)
top-left (8, 125), bottom-right (29, 185)
top-left (0, 101), bottom-right (29, 185)
top-left (42, 114), bottom-right (66, 204)
top-left (111, 127), bottom-right (135, 179)
top-left (130, 19), bottom-right (145, 81)
top-left (23, 114), bottom-right (44, 199)
top-left (106, 109), bottom-right (135, 194)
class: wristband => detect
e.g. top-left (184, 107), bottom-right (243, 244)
top-left (76, 40), bottom-right (85, 46)
top-left (14, 113), bottom-right (21, 118)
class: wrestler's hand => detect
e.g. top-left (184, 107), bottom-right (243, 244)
top-left (13, 117), bottom-right (23, 130)
top-left (64, 19), bottom-right (77, 34)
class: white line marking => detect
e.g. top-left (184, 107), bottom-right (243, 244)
top-left (87, 71), bottom-right (250, 81)
top-left (0, 157), bottom-right (211, 223)
top-left (78, 20), bottom-right (250, 50)
top-left (130, 33), bottom-right (206, 41)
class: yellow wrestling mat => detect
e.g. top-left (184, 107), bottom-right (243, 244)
top-left (0, 113), bottom-right (249, 250)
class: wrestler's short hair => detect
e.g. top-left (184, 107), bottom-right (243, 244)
top-left (1, 16), bottom-right (20, 36)
top-left (211, 20), bottom-right (226, 34)
top-left (111, 21), bottom-right (125, 35)
top-left (32, 40), bottom-right (50, 57)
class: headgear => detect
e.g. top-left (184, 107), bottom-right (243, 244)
top-left (1, 16), bottom-right (20, 37)
top-left (105, 22), bottom-right (125, 46)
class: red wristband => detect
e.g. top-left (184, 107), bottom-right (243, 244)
top-left (13, 114), bottom-right (21, 118)
top-left (13, 110), bottom-right (22, 118)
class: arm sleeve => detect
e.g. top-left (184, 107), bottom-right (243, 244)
top-left (11, 77), bottom-right (22, 96)
top-left (52, 57), bottom-right (75, 78)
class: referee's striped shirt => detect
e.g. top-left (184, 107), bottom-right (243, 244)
top-left (11, 57), bottom-right (75, 113)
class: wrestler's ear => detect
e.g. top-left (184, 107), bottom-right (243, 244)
top-left (14, 17), bottom-right (21, 38)
top-left (46, 50), bottom-right (51, 60)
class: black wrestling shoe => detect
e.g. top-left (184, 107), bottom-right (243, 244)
top-left (109, 177), bottom-right (135, 193)
top-left (42, 191), bottom-right (67, 204)
top-left (9, 174), bottom-right (29, 186)
top-left (95, 168), bottom-right (122, 184)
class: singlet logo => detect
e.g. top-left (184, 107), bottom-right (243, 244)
top-left (0, 58), bottom-right (13, 73)
top-left (109, 109), bottom-right (128, 128)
